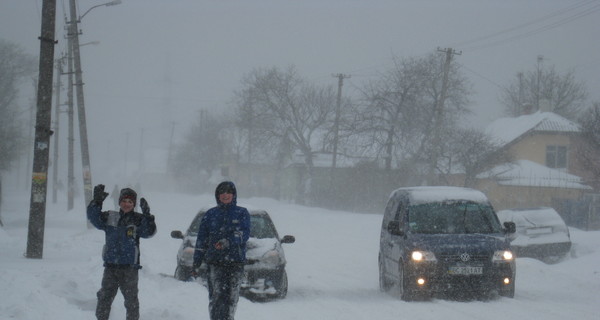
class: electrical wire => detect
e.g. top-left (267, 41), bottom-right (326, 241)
top-left (452, 0), bottom-right (600, 52)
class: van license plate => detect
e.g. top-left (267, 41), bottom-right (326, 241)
top-left (448, 266), bottom-right (483, 275)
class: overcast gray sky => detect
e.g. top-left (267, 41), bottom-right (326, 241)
top-left (2, 0), bottom-right (599, 183)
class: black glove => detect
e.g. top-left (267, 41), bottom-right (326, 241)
top-left (140, 197), bottom-right (151, 215)
top-left (93, 184), bottom-right (109, 205)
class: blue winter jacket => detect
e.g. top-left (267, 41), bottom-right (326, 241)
top-left (193, 182), bottom-right (251, 267)
top-left (87, 202), bottom-right (157, 268)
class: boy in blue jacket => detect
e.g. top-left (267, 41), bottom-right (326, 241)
top-left (87, 185), bottom-right (157, 320)
top-left (193, 181), bottom-right (251, 320)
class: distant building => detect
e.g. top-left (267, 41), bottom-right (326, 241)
top-left (476, 111), bottom-right (600, 229)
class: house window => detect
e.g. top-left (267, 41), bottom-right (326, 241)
top-left (546, 145), bottom-right (567, 169)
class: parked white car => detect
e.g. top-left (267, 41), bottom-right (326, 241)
top-left (170, 208), bottom-right (295, 301)
top-left (496, 207), bottom-right (571, 263)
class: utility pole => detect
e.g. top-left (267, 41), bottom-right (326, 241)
top-left (68, 0), bottom-right (94, 214)
top-left (168, 122), bottom-right (177, 167)
top-left (331, 73), bottom-right (350, 169)
top-left (26, 0), bottom-right (58, 259)
top-left (536, 55), bottom-right (544, 112)
top-left (329, 73), bottom-right (350, 201)
top-left (139, 127), bottom-right (145, 178)
top-left (518, 72), bottom-right (524, 115)
top-left (65, 25), bottom-right (75, 211)
top-left (52, 54), bottom-right (64, 204)
top-left (427, 47), bottom-right (461, 185)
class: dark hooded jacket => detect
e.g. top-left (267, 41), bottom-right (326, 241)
top-left (87, 202), bottom-right (157, 268)
top-left (193, 181), bottom-right (251, 267)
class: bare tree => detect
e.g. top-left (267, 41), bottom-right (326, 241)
top-left (235, 66), bottom-right (337, 177)
top-left (0, 38), bottom-right (36, 225)
top-left (0, 39), bottom-right (36, 171)
top-left (169, 109), bottom-right (231, 192)
top-left (438, 127), bottom-right (513, 187)
top-left (500, 58), bottom-right (588, 120)
top-left (352, 52), bottom-right (471, 177)
top-left (576, 102), bottom-right (600, 190)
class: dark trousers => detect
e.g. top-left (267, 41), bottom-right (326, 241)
top-left (96, 267), bottom-right (139, 320)
top-left (207, 264), bottom-right (244, 320)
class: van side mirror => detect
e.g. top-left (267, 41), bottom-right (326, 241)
top-left (503, 222), bottom-right (516, 234)
top-left (170, 230), bottom-right (184, 239)
top-left (281, 235), bottom-right (296, 244)
top-left (387, 221), bottom-right (404, 236)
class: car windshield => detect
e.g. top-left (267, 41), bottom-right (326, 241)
top-left (408, 201), bottom-right (503, 234)
top-left (187, 211), bottom-right (278, 239)
top-left (250, 214), bottom-right (278, 239)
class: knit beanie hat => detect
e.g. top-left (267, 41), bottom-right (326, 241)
top-left (119, 188), bottom-right (137, 205)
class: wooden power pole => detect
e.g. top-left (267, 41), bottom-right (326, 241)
top-left (427, 47), bottom-right (461, 185)
top-left (26, 0), bottom-right (58, 259)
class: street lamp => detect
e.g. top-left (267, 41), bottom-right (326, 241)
top-left (67, 0), bottom-right (121, 223)
top-left (79, 41), bottom-right (100, 47)
top-left (80, 0), bottom-right (122, 21)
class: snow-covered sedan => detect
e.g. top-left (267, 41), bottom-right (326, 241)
top-left (497, 207), bottom-right (571, 263)
top-left (170, 209), bottom-right (295, 300)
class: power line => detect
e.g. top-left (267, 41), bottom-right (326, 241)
top-left (452, 1), bottom-right (600, 51)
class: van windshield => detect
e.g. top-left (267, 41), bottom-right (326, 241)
top-left (407, 201), bottom-right (503, 234)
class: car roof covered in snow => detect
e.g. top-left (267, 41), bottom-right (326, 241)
top-left (496, 207), bottom-right (566, 228)
top-left (389, 186), bottom-right (490, 205)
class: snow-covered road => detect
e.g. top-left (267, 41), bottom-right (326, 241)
top-left (1, 190), bottom-right (599, 319)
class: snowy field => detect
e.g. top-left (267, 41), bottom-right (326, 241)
top-left (1, 188), bottom-right (599, 320)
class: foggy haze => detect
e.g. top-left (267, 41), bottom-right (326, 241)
top-left (1, 0), bottom-right (599, 189)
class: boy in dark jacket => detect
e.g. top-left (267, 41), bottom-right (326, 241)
top-left (193, 181), bottom-right (251, 320)
top-left (87, 185), bottom-right (157, 320)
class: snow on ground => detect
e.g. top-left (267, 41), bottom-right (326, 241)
top-left (1, 188), bottom-right (599, 320)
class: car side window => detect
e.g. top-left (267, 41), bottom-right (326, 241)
top-left (383, 196), bottom-right (397, 225)
top-left (394, 201), bottom-right (405, 228)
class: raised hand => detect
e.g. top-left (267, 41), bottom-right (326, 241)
top-left (140, 197), bottom-right (151, 215)
top-left (93, 184), bottom-right (109, 205)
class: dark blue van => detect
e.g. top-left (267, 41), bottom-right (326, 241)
top-left (378, 186), bottom-right (516, 300)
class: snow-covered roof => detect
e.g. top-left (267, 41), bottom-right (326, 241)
top-left (390, 186), bottom-right (490, 205)
top-left (477, 159), bottom-right (591, 190)
top-left (485, 111), bottom-right (580, 146)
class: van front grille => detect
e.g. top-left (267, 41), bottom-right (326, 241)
top-left (438, 253), bottom-right (489, 262)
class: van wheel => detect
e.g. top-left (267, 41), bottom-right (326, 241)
top-left (275, 269), bottom-right (288, 299)
top-left (174, 265), bottom-right (192, 281)
top-left (499, 282), bottom-right (515, 298)
top-left (378, 256), bottom-right (392, 292)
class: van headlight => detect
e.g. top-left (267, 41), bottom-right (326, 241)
top-left (492, 250), bottom-right (514, 262)
top-left (411, 250), bottom-right (436, 262)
